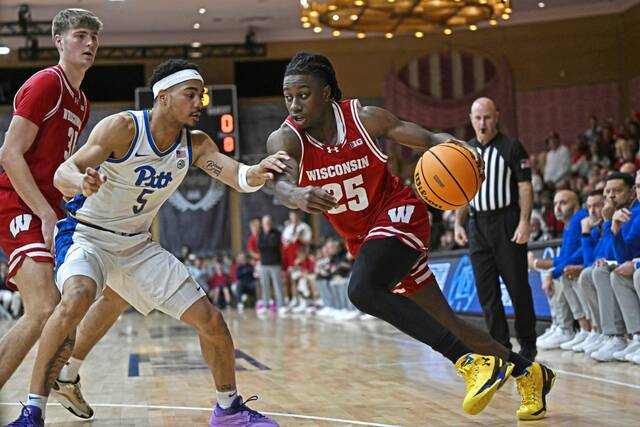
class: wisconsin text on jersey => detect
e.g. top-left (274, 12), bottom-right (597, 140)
top-left (304, 155), bottom-right (370, 182)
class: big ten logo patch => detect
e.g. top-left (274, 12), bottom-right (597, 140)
top-left (10, 214), bottom-right (32, 238)
top-left (134, 165), bottom-right (173, 189)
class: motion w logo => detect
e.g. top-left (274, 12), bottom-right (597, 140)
top-left (387, 205), bottom-right (415, 224)
top-left (10, 214), bottom-right (32, 238)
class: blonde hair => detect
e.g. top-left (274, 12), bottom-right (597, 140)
top-left (51, 8), bottom-right (102, 38)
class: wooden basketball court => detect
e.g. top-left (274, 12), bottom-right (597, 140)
top-left (1, 311), bottom-right (639, 426)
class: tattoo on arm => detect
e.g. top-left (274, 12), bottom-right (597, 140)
top-left (206, 160), bottom-right (223, 176)
top-left (43, 335), bottom-right (75, 394)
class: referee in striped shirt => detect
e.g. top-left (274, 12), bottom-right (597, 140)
top-left (454, 97), bottom-right (537, 361)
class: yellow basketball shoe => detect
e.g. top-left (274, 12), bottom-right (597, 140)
top-left (515, 362), bottom-right (556, 420)
top-left (455, 353), bottom-right (514, 415)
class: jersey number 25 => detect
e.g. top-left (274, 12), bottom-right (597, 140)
top-left (322, 174), bottom-right (369, 214)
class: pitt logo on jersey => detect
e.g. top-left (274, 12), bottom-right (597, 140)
top-left (134, 165), bottom-right (173, 189)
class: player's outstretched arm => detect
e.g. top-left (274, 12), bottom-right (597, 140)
top-left (191, 131), bottom-right (289, 192)
top-left (266, 126), bottom-right (337, 213)
top-left (358, 105), bottom-right (460, 151)
top-left (54, 113), bottom-right (134, 198)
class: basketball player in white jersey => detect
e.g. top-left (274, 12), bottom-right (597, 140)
top-left (5, 59), bottom-right (284, 427)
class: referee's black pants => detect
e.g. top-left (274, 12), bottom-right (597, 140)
top-left (468, 206), bottom-right (537, 353)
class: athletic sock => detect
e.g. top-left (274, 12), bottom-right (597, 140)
top-left (442, 339), bottom-right (474, 364)
top-left (58, 357), bottom-right (83, 382)
top-left (509, 350), bottom-right (532, 377)
top-left (26, 393), bottom-right (47, 418)
top-left (216, 389), bottom-right (238, 409)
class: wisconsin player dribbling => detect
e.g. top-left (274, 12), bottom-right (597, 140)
top-left (267, 52), bottom-right (556, 420)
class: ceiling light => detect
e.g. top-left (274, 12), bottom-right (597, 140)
top-left (0, 46), bottom-right (10, 55)
top-left (501, 13), bottom-right (510, 20)
top-left (332, 14), bottom-right (340, 21)
top-left (385, 32), bottom-right (394, 39)
top-left (356, 32), bottom-right (366, 39)
top-left (313, 26), bottom-right (323, 33)
top-left (414, 31), bottom-right (424, 38)
top-left (300, 16), bottom-right (309, 22)
top-left (350, 14), bottom-right (359, 21)
top-left (505, 7), bottom-right (512, 13)
top-left (538, 2), bottom-right (546, 7)
top-left (354, 0), bottom-right (365, 6)
top-left (332, 30), bottom-right (341, 36)
top-left (469, 24), bottom-right (477, 31)
top-left (191, 41), bottom-right (202, 48)
top-left (193, 22), bottom-right (201, 29)
top-left (443, 28), bottom-right (453, 35)
top-left (198, 7), bottom-right (206, 14)
top-left (302, 22), bottom-right (311, 28)
top-left (489, 19), bottom-right (497, 25)
top-left (328, 5), bottom-right (338, 11)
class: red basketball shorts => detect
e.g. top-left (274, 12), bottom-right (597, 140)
top-left (0, 190), bottom-right (54, 290)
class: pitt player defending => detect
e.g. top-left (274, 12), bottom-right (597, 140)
top-left (0, 7), bottom-right (103, 406)
top-left (5, 60), bottom-right (283, 427)
top-left (267, 53), bottom-right (555, 420)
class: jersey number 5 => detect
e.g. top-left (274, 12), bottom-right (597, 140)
top-left (322, 174), bottom-right (369, 214)
top-left (133, 189), bottom-right (154, 214)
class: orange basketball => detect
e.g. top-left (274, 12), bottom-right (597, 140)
top-left (414, 142), bottom-right (481, 211)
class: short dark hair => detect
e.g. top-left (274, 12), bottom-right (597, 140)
top-left (284, 52), bottom-right (342, 100)
top-left (587, 189), bottom-right (604, 198)
top-left (605, 171), bottom-right (634, 188)
top-left (148, 59), bottom-right (200, 89)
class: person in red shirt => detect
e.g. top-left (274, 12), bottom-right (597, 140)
top-left (0, 8), bottom-right (115, 421)
top-left (267, 52), bottom-right (555, 420)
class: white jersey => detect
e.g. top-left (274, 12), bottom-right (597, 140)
top-left (66, 110), bottom-right (192, 236)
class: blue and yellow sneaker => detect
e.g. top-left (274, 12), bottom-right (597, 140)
top-left (3, 404), bottom-right (44, 427)
top-left (515, 362), bottom-right (556, 420)
top-left (455, 353), bottom-right (514, 415)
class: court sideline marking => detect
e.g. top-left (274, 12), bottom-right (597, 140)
top-left (0, 402), bottom-right (404, 427)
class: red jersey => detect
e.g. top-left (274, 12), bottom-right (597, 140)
top-left (0, 64), bottom-right (89, 217)
top-left (285, 99), bottom-right (434, 296)
top-left (286, 99), bottom-right (429, 251)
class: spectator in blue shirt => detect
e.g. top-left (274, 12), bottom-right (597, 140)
top-left (589, 172), bottom-right (635, 361)
top-left (528, 189), bottom-right (586, 349)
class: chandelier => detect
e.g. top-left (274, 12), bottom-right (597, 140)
top-left (299, 0), bottom-right (512, 38)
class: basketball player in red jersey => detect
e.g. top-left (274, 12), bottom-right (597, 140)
top-left (267, 53), bottom-right (555, 420)
top-left (0, 8), bottom-right (120, 420)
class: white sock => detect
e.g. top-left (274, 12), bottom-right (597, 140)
top-left (58, 357), bottom-right (83, 382)
top-left (216, 390), bottom-right (238, 409)
top-left (27, 393), bottom-right (47, 417)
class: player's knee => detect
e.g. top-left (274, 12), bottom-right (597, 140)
top-left (28, 298), bottom-right (58, 328)
top-left (197, 306), bottom-right (227, 338)
top-left (347, 279), bottom-right (371, 311)
top-left (59, 284), bottom-right (95, 321)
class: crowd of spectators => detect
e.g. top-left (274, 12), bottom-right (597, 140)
top-left (428, 112), bottom-right (640, 251)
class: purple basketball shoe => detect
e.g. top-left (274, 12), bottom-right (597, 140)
top-left (210, 395), bottom-right (278, 426)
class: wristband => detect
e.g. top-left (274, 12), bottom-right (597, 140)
top-left (238, 164), bottom-right (264, 193)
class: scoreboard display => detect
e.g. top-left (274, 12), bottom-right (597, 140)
top-left (135, 85), bottom-right (239, 159)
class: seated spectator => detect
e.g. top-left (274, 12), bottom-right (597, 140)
top-left (233, 253), bottom-right (257, 311)
top-left (529, 211), bottom-right (551, 242)
top-left (619, 161), bottom-right (637, 176)
top-left (209, 262), bottom-right (232, 308)
top-left (528, 189), bottom-right (586, 350)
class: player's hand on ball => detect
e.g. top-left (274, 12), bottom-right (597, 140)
top-left (82, 167), bottom-right (106, 197)
top-left (294, 186), bottom-right (338, 214)
top-left (446, 139), bottom-right (485, 182)
top-left (254, 151), bottom-right (290, 181)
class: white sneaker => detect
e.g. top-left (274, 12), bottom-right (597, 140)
top-left (292, 300), bottom-right (308, 313)
top-left (584, 334), bottom-right (607, 355)
top-left (277, 307), bottom-right (288, 317)
top-left (630, 349), bottom-right (640, 364)
top-left (538, 328), bottom-right (574, 350)
top-left (591, 336), bottom-right (628, 362)
top-left (613, 335), bottom-right (640, 361)
top-left (625, 346), bottom-right (640, 362)
top-left (573, 331), bottom-right (599, 352)
top-left (560, 330), bottom-right (589, 350)
top-left (537, 325), bottom-right (558, 345)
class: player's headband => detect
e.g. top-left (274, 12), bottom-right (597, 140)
top-left (152, 69), bottom-right (204, 98)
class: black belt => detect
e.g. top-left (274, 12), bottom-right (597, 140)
top-left (69, 213), bottom-right (142, 237)
top-left (470, 205), bottom-right (517, 217)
